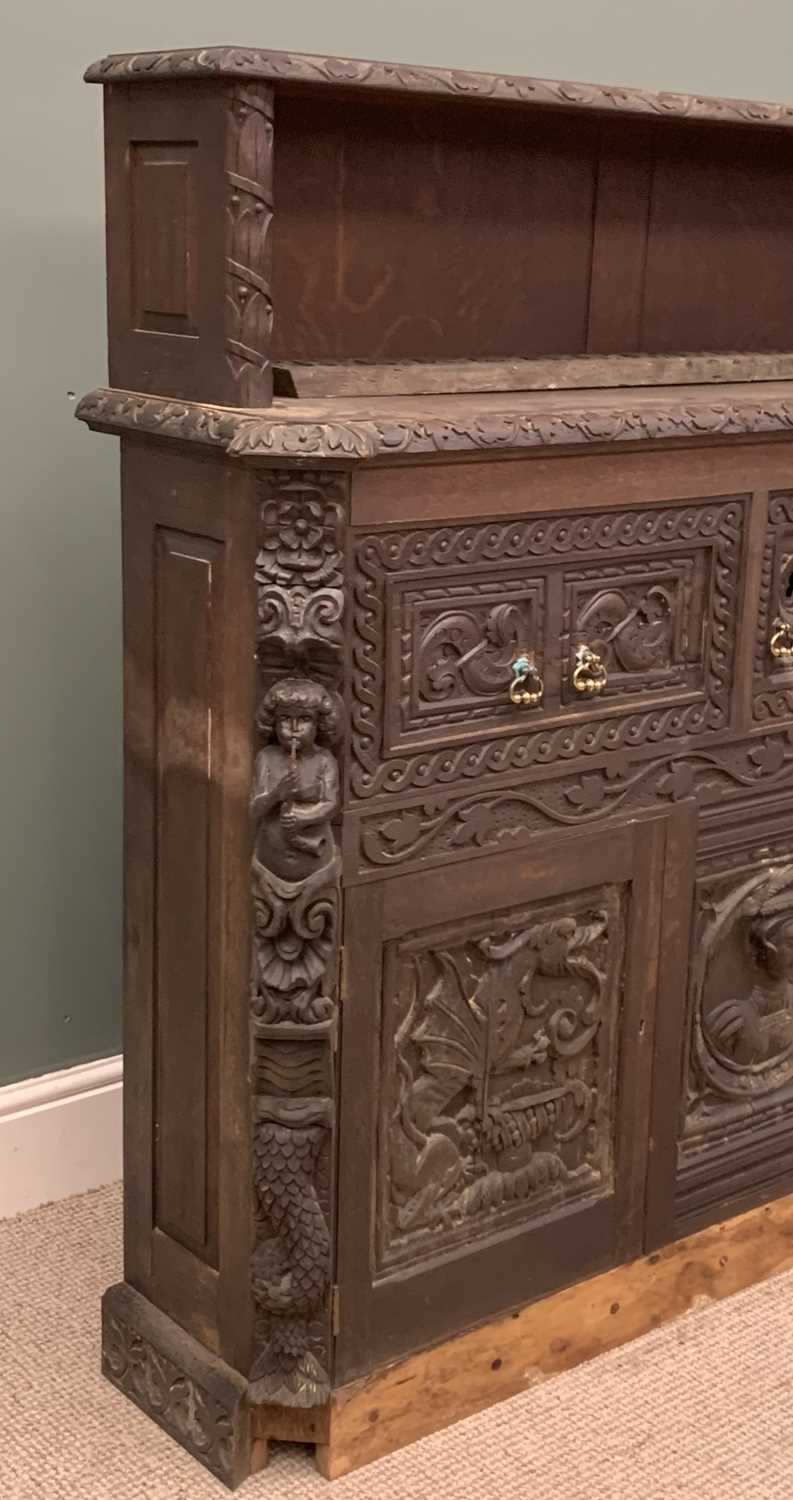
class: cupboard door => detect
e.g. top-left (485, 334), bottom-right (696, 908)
top-left (335, 815), bottom-right (672, 1380)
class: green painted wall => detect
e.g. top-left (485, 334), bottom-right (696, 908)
top-left (2, 0), bottom-right (792, 1084)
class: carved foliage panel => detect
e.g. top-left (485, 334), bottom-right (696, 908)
top-left (754, 491), bottom-right (793, 723)
top-left (377, 883), bottom-right (625, 1272)
top-left (351, 498), bottom-right (744, 799)
top-left (354, 730), bottom-right (793, 878)
top-left (683, 836), bottom-right (793, 1152)
top-left (249, 470), bottom-right (347, 1408)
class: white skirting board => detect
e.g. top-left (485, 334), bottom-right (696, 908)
top-left (0, 1055), bottom-right (123, 1218)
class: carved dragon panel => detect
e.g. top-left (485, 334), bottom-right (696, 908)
top-left (249, 470), bottom-right (347, 1408)
top-left (377, 884), bottom-right (624, 1272)
top-left (351, 498), bottom-right (744, 800)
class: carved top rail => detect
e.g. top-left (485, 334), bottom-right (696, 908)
top-left (84, 44), bottom-right (793, 134)
top-left (76, 382), bottom-right (793, 463)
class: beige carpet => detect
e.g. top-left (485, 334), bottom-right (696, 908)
top-left (3, 1186), bottom-right (793, 1499)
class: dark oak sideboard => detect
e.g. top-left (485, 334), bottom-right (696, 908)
top-left (78, 43), bottom-right (793, 1488)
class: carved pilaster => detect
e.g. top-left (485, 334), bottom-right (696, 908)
top-left (225, 84), bottom-right (274, 406)
top-left (249, 471), bottom-right (348, 1407)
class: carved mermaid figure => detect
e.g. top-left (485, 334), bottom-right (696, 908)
top-left (248, 675), bottom-right (342, 1403)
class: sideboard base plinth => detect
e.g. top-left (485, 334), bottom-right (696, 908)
top-left (101, 1283), bottom-right (257, 1490)
top-left (319, 1191), bottom-right (793, 1479)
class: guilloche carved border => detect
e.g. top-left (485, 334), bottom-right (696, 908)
top-left (84, 46), bottom-right (793, 134)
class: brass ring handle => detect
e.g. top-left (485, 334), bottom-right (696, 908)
top-left (572, 644), bottom-right (608, 696)
top-left (509, 653), bottom-right (544, 707)
top-left (770, 617), bottom-right (793, 661)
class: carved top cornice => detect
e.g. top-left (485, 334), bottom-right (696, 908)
top-left (84, 46), bottom-right (793, 134)
top-left (76, 383), bottom-right (793, 464)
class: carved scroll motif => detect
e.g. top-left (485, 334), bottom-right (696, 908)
top-left (380, 886), bottom-right (623, 1270)
top-left (249, 472), bottom-right (347, 1407)
top-left (686, 856), bottom-right (793, 1143)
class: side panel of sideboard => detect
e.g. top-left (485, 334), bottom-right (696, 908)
top-left (120, 438), bottom-right (258, 1370)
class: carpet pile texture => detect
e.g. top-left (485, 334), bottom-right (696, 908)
top-left (3, 1183), bottom-right (793, 1498)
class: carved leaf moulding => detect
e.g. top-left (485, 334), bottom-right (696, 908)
top-left (352, 730), bottom-right (793, 877)
top-left (75, 388), bottom-right (793, 462)
top-left (84, 46), bottom-right (793, 134)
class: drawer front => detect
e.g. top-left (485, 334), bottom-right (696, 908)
top-left (754, 490), bottom-right (793, 722)
top-left (351, 495), bottom-right (746, 800)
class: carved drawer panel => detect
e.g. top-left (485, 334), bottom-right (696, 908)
top-left (753, 491), bottom-right (793, 723)
top-left (335, 819), bottom-right (667, 1380)
top-left (675, 816), bottom-right (793, 1235)
top-left (351, 496), bottom-right (745, 800)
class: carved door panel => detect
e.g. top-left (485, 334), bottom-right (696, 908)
top-left (671, 812), bottom-right (793, 1237)
top-left (335, 814), bottom-right (675, 1380)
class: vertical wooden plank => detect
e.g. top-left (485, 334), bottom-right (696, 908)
top-left (334, 882), bottom-right (384, 1382)
top-left (121, 473), bottom-right (156, 1293)
top-left (613, 813), bottom-right (666, 1264)
top-left (216, 465), bottom-right (258, 1374)
top-left (643, 801), bottom-right (698, 1251)
top-left (586, 123), bottom-right (654, 354)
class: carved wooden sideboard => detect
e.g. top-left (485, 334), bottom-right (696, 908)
top-left (78, 43), bottom-right (793, 1488)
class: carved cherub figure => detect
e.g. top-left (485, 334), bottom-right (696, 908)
top-left (251, 677), bottom-right (340, 884)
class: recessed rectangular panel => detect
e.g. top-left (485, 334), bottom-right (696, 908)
top-left (130, 142), bottom-right (198, 336)
top-left (154, 527), bottom-right (222, 1262)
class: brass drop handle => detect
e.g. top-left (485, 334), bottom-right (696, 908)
top-left (509, 653), bottom-right (544, 707)
top-left (770, 616), bottom-right (793, 661)
top-left (572, 644), bottom-right (608, 696)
